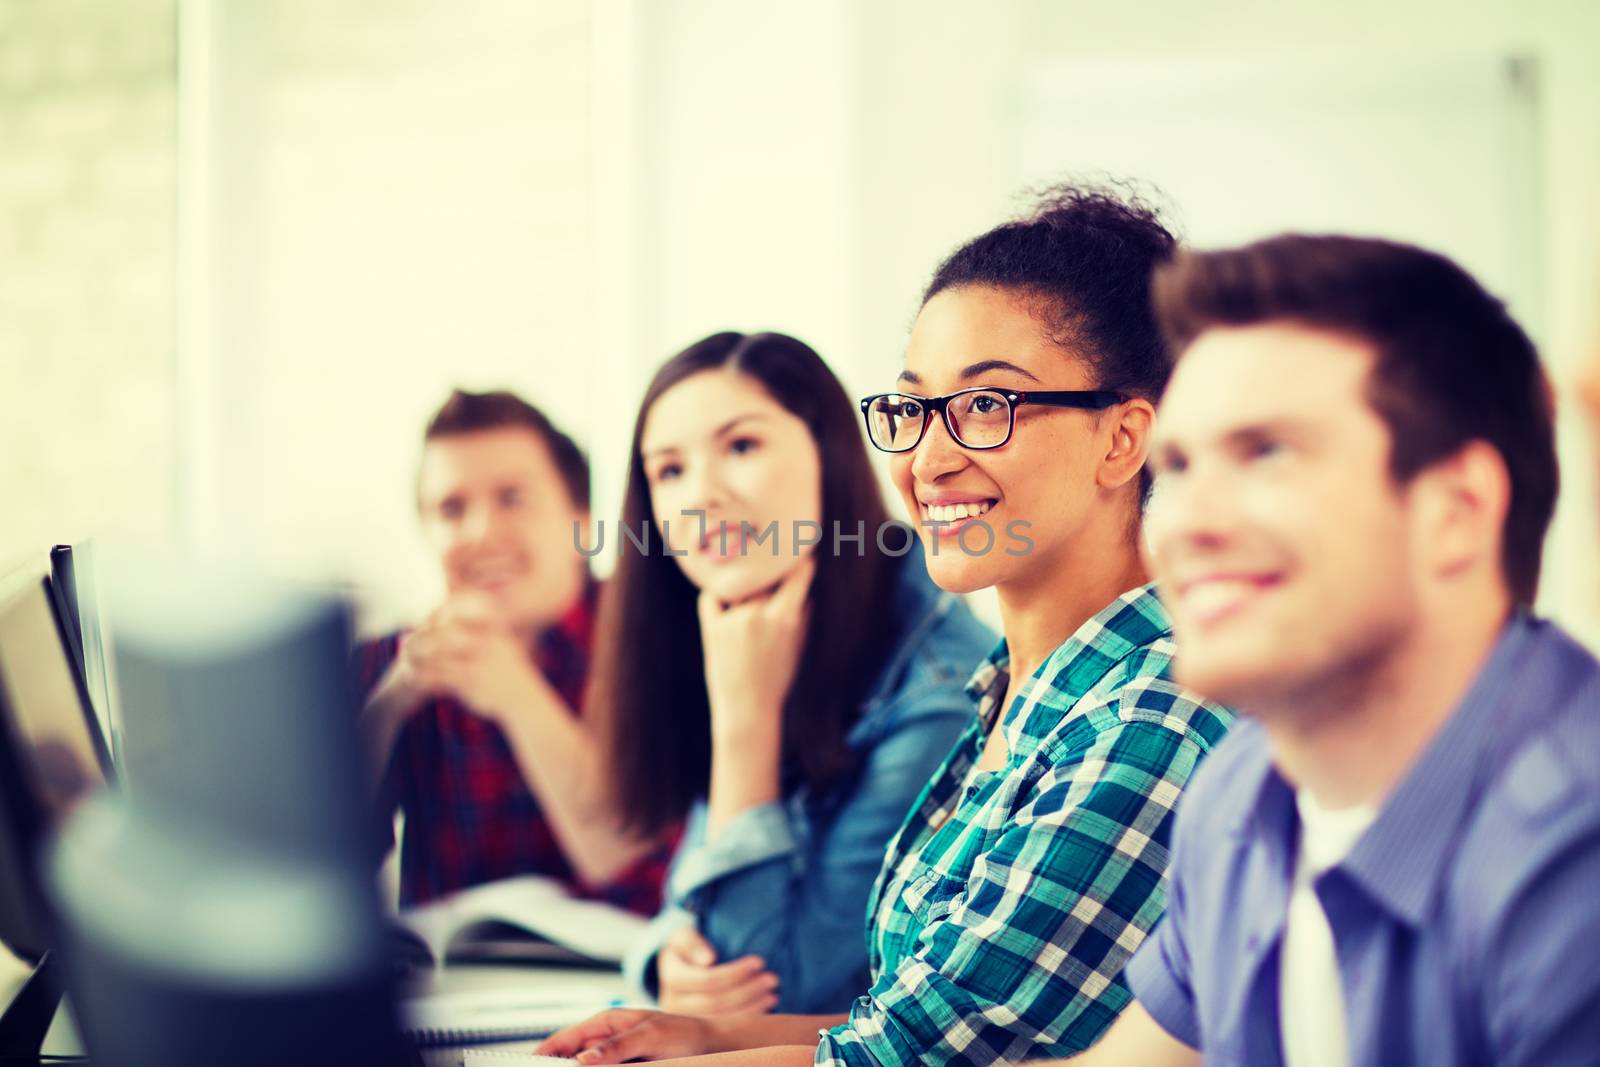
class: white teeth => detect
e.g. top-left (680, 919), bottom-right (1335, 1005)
top-left (1182, 579), bottom-right (1258, 619)
top-left (922, 501), bottom-right (994, 523)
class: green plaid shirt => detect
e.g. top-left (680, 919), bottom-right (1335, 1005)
top-left (815, 584), bottom-right (1235, 1066)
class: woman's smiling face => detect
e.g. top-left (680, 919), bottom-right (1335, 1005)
top-left (890, 284), bottom-right (1120, 594)
top-left (640, 367), bottom-right (824, 604)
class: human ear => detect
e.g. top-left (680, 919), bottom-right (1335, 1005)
top-left (1411, 440), bottom-right (1511, 585)
top-left (1097, 398), bottom-right (1157, 492)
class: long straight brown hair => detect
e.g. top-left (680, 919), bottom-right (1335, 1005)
top-left (589, 331), bottom-right (908, 836)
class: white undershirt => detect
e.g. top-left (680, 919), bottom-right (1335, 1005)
top-left (1280, 789), bottom-right (1377, 1067)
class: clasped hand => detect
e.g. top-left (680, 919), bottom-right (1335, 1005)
top-left (388, 591), bottom-right (555, 724)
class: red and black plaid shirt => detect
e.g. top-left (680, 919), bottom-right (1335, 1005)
top-left (354, 581), bottom-right (672, 914)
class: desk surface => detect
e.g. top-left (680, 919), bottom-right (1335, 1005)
top-left (2, 947), bottom-right (632, 1065)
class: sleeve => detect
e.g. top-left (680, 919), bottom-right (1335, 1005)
top-left (1485, 822), bottom-right (1600, 1066)
top-left (622, 901), bottom-right (696, 998)
top-left (674, 693), bottom-right (973, 1014)
top-left (814, 718), bottom-right (1206, 1067)
top-left (1122, 828), bottom-right (1201, 1047)
top-left (622, 804), bottom-right (709, 997)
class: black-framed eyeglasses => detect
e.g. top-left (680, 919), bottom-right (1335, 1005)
top-left (858, 387), bottom-right (1125, 453)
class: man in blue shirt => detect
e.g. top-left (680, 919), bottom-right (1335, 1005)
top-left (1054, 234), bottom-right (1600, 1065)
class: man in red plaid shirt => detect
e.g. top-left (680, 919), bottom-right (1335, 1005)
top-left (356, 389), bottom-right (672, 913)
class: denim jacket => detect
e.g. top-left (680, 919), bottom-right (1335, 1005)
top-left (623, 545), bottom-right (997, 1013)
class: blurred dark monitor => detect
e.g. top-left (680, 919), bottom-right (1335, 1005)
top-left (48, 543), bottom-right (118, 772)
top-left (0, 566), bottom-right (113, 1058)
top-left (47, 548), bottom-right (84, 683)
top-left (45, 552), bottom-right (415, 1067)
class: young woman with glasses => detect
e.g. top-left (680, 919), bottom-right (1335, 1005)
top-left (587, 330), bottom-right (995, 1017)
top-left (541, 184), bottom-right (1237, 1067)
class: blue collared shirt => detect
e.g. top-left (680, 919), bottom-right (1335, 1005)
top-left (624, 547), bottom-right (996, 1013)
top-left (1127, 614), bottom-right (1600, 1065)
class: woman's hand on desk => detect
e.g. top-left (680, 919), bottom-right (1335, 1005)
top-left (657, 927), bottom-right (779, 1016)
top-left (537, 1008), bottom-right (726, 1064)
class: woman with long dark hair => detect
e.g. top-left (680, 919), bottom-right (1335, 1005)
top-left (592, 330), bottom-right (994, 1015)
top-left (541, 185), bottom-right (1236, 1066)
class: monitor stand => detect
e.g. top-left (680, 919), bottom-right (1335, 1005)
top-left (0, 951), bottom-right (66, 1063)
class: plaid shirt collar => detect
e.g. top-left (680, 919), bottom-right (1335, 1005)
top-left (963, 581), bottom-right (1172, 763)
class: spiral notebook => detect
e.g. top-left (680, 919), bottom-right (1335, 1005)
top-left (459, 1053), bottom-right (575, 1065)
top-left (402, 987), bottom-right (620, 1048)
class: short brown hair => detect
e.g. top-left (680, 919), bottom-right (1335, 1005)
top-left (1152, 234), bottom-right (1558, 607)
top-left (424, 389), bottom-right (590, 510)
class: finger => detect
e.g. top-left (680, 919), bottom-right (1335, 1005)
top-left (663, 982), bottom-right (775, 1018)
top-left (431, 611), bottom-right (498, 647)
top-left (657, 987), bottom-right (708, 1016)
top-left (430, 621), bottom-right (487, 658)
top-left (535, 1010), bottom-right (640, 1057)
top-left (700, 972), bottom-right (783, 1016)
top-left (573, 1023), bottom-right (666, 1065)
top-left (399, 634), bottom-right (453, 685)
top-left (401, 627), bottom-right (437, 658)
top-left (410, 630), bottom-right (477, 666)
top-left (661, 947), bottom-right (748, 995)
top-left (675, 955), bottom-right (771, 994)
top-left (535, 1023), bottom-right (604, 1057)
top-left (666, 926), bottom-right (717, 967)
top-left (412, 641), bottom-right (475, 686)
top-left (420, 602), bottom-right (455, 632)
top-left (701, 954), bottom-right (771, 989)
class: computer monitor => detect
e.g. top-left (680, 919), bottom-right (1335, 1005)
top-left (42, 551), bottom-right (414, 1067)
top-left (47, 548), bottom-right (84, 683)
top-left (2, 572), bottom-right (114, 799)
top-left (47, 543), bottom-right (118, 772)
top-left (0, 566), bottom-right (112, 1057)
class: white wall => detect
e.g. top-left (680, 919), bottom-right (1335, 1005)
top-left (166, 0), bottom-right (1600, 642)
top-left (627, 1), bottom-right (862, 392)
top-left (628, 0), bottom-right (1600, 642)
top-left (179, 0), bottom-right (603, 633)
top-left (0, 0), bottom-right (176, 569)
top-left (1006, 0), bottom-right (1600, 642)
